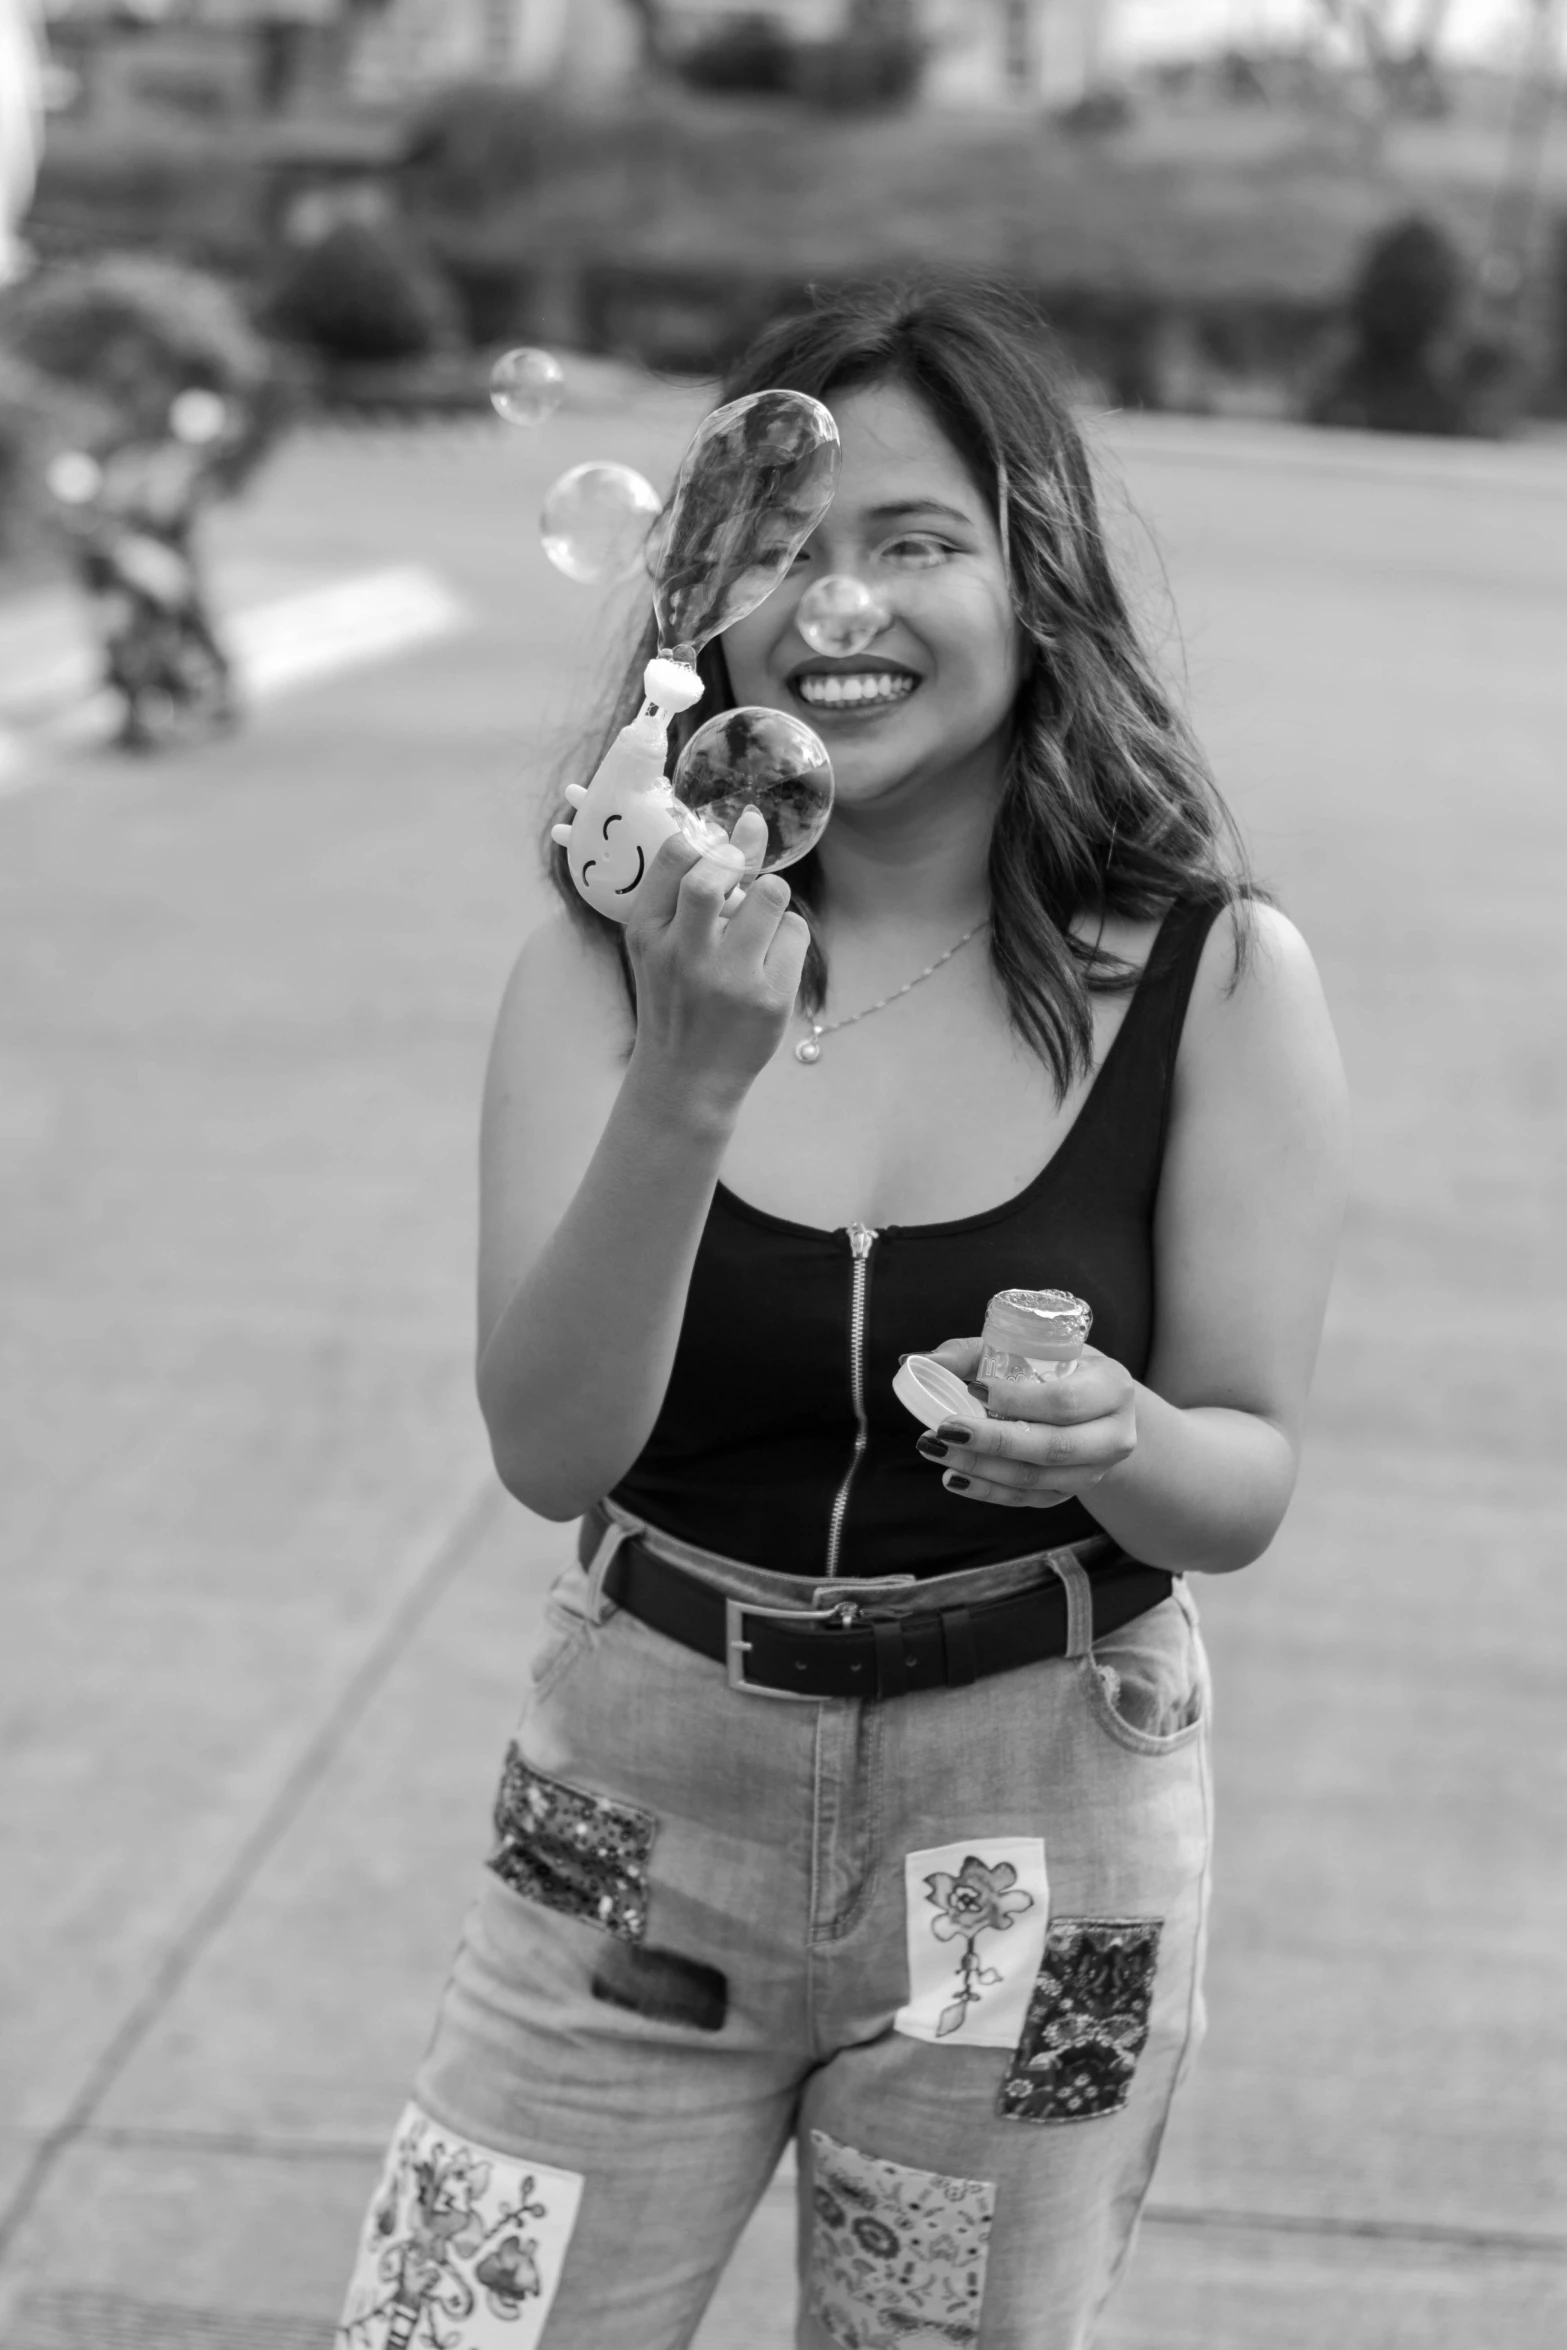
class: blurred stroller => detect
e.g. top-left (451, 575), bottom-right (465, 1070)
top-left (48, 388), bottom-right (240, 752)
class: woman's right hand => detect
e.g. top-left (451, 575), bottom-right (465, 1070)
top-left (623, 817), bottom-right (810, 1116)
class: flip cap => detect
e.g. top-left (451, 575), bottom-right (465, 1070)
top-left (893, 1355), bottom-right (990, 1434)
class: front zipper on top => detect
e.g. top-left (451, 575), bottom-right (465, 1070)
top-left (823, 1221), bottom-right (878, 1578)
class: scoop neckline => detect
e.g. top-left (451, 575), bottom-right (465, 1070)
top-left (716, 901), bottom-right (1183, 1243)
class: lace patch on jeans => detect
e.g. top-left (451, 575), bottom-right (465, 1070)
top-left (336, 2102), bottom-right (583, 2349)
top-left (807, 2128), bottom-right (994, 2350)
top-left (997, 1918), bottom-right (1162, 2124)
top-left (488, 1747), bottom-right (654, 1943)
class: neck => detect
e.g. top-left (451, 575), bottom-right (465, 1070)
top-left (809, 750), bottom-right (1001, 944)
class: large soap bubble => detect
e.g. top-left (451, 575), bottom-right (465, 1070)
top-left (797, 573), bottom-right (891, 658)
top-left (490, 347), bottom-right (566, 427)
top-left (541, 462), bottom-right (662, 586)
top-left (673, 707), bottom-right (833, 873)
top-left (653, 390), bottom-right (840, 655)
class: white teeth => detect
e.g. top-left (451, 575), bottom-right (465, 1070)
top-left (796, 672), bottom-right (916, 708)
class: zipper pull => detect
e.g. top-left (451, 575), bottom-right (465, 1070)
top-left (846, 1221), bottom-right (877, 1259)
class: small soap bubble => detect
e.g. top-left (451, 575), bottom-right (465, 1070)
top-left (46, 451), bottom-right (103, 506)
top-left (673, 706), bottom-right (834, 873)
top-left (797, 574), bottom-right (890, 659)
top-left (541, 462), bottom-right (663, 586)
top-left (489, 347), bottom-right (566, 427)
top-left (169, 389), bottom-right (229, 447)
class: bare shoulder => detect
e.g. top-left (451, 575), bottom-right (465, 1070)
top-left (1177, 898), bottom-right (1348, 1142)
top-left (493, 904), bottom-right (633, 1072)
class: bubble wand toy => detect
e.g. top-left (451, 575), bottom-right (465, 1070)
top-left (548, 390), bottom-right (842, 922)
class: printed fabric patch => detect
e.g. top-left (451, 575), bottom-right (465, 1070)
top-left (893, 1837), bottom-right (1050, 2048)
top-left (336, 2102), bottom-right (584, 2350)
top-left (488, 1746), bottom-right (654, 1943)
top-left (807, 2128), bottom-right (995, 2350)
top-left (997, 1918), bottom-right (1163, 2125)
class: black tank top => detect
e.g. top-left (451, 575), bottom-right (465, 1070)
top-left (612, 896), bottom-right (1224, 1579)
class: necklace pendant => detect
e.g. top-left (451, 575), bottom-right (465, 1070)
top-left (795, 1036), bottom-right (822, 1064)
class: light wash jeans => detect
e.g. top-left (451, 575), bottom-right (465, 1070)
top-left (336, 1508), bottom-right (1213, 2350)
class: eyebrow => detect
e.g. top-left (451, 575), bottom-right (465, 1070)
top-left (857, 498), bottom-right (977, 528)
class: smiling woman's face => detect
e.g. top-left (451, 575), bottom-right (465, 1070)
top-left (719, 380), bottom-right (1022, 813)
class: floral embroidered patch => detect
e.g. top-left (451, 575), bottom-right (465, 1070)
top-left (807, 2129), bottom-right (994, 2350)
top-left (997, 1918), bottom-right (1162, 2125)
top-left (488, 1747), bottom-right (654, 1943)
top-left (893, 1836), bottom-right (1050, 2048)
top-left (336, 2102), bottom-right (583, 2349)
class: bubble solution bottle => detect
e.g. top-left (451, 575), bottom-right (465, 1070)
top-left (976, 1289), bottom-right (1092, 1389)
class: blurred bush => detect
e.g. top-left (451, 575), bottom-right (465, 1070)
top-left (0, 252), bottom-right (287, 486)
top-left (1305, 212), bottom-right (1522, 436)
top-left (674, 1), bottom-right (925, 111)
top-left (264, 215), bottom-right (462, 364)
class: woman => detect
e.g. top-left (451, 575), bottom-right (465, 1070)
top-left (336, 281), bottom-right (1348, 2350)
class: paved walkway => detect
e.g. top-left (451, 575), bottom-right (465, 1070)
top-left (0, 392), bottom-right (1562, 2349)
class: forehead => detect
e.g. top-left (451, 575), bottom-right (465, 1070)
top-left (823, 380), bottom-right (987, 523)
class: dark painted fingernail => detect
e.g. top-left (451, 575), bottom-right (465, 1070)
top-left (937, 1422), bottom-right (972, 1445)
top-left (916, 1433), bottom-right (947, 1461)
top-left (964, 1380), bottom-right (989, 1404)
top-left (945, 1473), bottom-right (971, 1492)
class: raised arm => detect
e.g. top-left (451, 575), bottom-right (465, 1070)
top-left (476, 836), bottom-right (808, 1520)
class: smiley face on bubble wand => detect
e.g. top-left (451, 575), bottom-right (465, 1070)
top-left (547, 390), bottom-right (842, 923)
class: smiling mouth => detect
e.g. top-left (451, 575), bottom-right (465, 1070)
top-left (791, 669), bottom-right (919, 715)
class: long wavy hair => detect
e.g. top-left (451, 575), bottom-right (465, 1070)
top-left (546, 276), bottom-right (1256, 1096)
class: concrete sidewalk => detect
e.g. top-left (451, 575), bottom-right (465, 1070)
top-left (0, 401), bottom-right (1562, 2348)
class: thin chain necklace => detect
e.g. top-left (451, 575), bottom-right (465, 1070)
top-left (794, 919), bottom-right (990, 1064)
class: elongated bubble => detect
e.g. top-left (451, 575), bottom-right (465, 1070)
top-left (673, 707), bottom-right (833, 872)
top-left (541, 462), bottom-right (662, 585)
top-left (797, 573), bottom-right (890, 658)
top-left (653, 391), bottom-right (839, 654)
top-left (490, 347), bottom-right (566, 427)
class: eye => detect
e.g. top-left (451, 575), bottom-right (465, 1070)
top-left (880, 534), bottom-right (955, 568)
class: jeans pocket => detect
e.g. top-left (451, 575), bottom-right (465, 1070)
top-left (527, 1561), bottom-right (598, 1703)
top-left (1083, 1589), bottom-right (1208, 1756)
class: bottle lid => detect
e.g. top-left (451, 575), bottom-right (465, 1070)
top-left (892, 1356), bottom-right (990, 1434)
top-left (981, 1287), bottom-right (1092, 1358)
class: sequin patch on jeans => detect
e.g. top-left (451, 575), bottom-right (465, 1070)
top-left (488, 1747), bottom-right (654, 1943)
top-left (997, 1918), bottom-right (1162, 2124)
top-left (336, 2101), bottom-right (583, 2349)
top-left (806, 2128), bottom-right (994, 2350)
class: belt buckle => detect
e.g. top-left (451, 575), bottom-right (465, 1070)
top-left (725, 1597), bottom-right (863, 1701)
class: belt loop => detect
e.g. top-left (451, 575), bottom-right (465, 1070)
top-left (583, 1505), bottom-right (641, 1624)
top-left (872, 1619), bottom-right (909, 1700)
top-left (1046, 1543), bottom-right (1096, 1659)
top-left (940, 1608), bottom-right (977, 1688)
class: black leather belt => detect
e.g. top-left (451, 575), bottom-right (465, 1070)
top-left (577, 1507), bottom-right (1173, 1703)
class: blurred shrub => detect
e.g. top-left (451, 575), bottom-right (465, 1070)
top-left (677, 14), bottom-right (795, 96)
top-left (0, 251), bottom-right (286, 487)
top-left (1305, 212), bottom-right (1516, 435)
top-left (265, 217), bottom-right (462, 364)
top-left (673, 1), bottom-right (924, 111)
top-left (398, 81), bottom-right (578, 214)
top-left (0, 350), bottom-right (94, 562)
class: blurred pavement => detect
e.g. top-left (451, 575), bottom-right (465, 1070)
top-left (0, 384), bottom-right (1563, 2348)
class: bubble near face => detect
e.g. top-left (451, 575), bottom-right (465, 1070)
top-left (489, 347), bottom-right (566, 427)
top-left (797, 573), bottom-right (891, 659)
top-left (673, 706), bottom-right (833, 873)
top-left (541, 463), bottom-right (663, 586)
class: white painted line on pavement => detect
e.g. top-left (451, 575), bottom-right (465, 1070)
top-left (0, 565), bottom-right (470, 800)
top-left (229, 563), bottom-right (469, 700)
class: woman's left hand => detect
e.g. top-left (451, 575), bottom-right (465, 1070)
top-left (914, 1339), bottom-right (1137, 1509)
